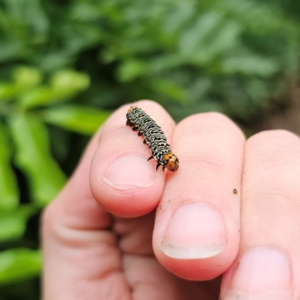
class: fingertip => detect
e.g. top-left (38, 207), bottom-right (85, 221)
top-left (154, 242), bottom-right (238, 281)
top-left (153, 202), bottom-right (239, 280)
top-left (90, 153), bottom-right (165, 217)
top-left (103, 155), bottom-right (155, 189)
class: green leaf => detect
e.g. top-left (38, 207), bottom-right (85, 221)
top-left (162, 2), bottom-right (196, 35)
top-left (19, 86), bottom-right (55, 109)
top-left (150, 54), bottom-right (186, 73)
top-left (39, 51), bottom-right (74, 71)
top-left (0, 248), bottom-right (41, 286)
top-left (20, 70), bottom-right (90, 108)
top-left (0, 40), bottom-right (23, 62)
top-left (0, 67), bottom-right (42, 102)
top-left (0, 121), bottom-right (19, 211)
top-left (8, 113), bottom-right (66, 206)
top-left (192, 21), bottom-right (241, 64)
top-left (118, 60), bottom-right (148, 82)
top-left (151, 79), bottom-right (186, 102)
top-left (0, 206), bottom-right (36, 241)
top-left (42, 105), bottom-right (111, 135)
top-left (12, 67), bottom-right (42, 89)
top-left (50, 70), bottom-right (90, 95)
top-left (221, 54), bottom-right (280, 76)
top-left (178, 12), bottom-right (223, 58)
top-left (69, 2), bottom-right (101, 21)
top-left (0, 83), bottom-right (18, 101)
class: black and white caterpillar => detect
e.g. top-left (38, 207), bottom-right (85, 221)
top-left (126, 106), bottom-right (179, 172)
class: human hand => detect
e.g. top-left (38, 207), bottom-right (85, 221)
top-left (42, 100), bottom-right (300, 299)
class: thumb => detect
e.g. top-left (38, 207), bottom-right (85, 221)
top-left (41, 131), bottom-right (130, 300)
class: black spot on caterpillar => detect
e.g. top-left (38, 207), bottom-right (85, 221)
top-left (126, 106), bottom-right (179, 172)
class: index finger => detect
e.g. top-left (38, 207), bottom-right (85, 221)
top-left (153, 112), bottom-right (245, 280)
top-left (90, 100), bottom-right (176, 217)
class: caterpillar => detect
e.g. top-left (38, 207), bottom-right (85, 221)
top-left (126, 106), bottom-right (179, 172)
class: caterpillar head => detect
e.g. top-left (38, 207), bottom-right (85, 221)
top-left (163, 153), bottom-right (179, 172)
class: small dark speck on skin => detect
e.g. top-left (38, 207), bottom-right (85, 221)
top-left (233, 188), bottom-right (237, 194)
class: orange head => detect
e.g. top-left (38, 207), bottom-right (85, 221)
top-left (127, 106), bottom-right (137, 114)
top-left (163, 153), bottom-right (179, 172)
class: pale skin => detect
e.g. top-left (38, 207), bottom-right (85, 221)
top-left (42, 100), bottom-right (300, 299)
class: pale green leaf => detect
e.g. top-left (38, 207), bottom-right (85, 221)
top-left (0, 67), bottom-right (42, 102)
top-left (8, 113), bottom-right (66, 206)
top-left (50, 70), bottom-right (90, 96)
top-left (20, 70), bottom-right (90, 108)
top-left (12, 66), bottom-right (42, 89)
top-left (42, 105), bottom-right (111, 135)
top-left (0, 248), bottom-right (41, 286)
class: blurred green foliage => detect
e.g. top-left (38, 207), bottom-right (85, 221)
top-left (1, 0), bottom-right (300, 119)
top-left (0, 0), bottom-right (300, 299)
top-left (0, 66), bottom-right (109, 299)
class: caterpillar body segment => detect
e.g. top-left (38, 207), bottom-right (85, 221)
top-left (126, 106), bottom-right (179, 172)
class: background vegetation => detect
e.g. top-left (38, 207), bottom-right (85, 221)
top-left (0, 0), bottom-right (300, 299)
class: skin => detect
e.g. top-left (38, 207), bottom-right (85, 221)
top-left (42, 100), bottom-right (300, 299)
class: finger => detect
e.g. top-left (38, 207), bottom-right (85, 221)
top-left (153, 112), bottom-right (245, 280)
top-left (90, 100), bottom-right (176, 217)
top-left (42, 132), bottom-right (130, 300)
top-left (221, 130), bottom-right (300, 299)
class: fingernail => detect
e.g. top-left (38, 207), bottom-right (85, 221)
top-left (103, 156), bottom-right (155, 189)
top-left (223, 247), bottom-right (292, 300)
top-left (161, 203), bottom-right (227, 259)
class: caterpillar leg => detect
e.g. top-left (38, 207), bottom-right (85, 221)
top-left (156, 163), bottom-right (161, 171)
top-left (138, 132), bottom-right (143, 136)
top-left (147, 156), bottom-right (153, 161)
